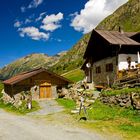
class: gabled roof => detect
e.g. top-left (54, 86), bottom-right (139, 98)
top-left (3, 68), bottom-right (72, 85)
top-left (95, 30), bottom-right (140, 46)
top-left (83, 30), bottom-right (140, 61)
top-left (124, 32), bottom-right (137, 37)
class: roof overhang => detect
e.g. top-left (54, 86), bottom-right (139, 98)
top-left (3, 68), bottom-right (73, 85)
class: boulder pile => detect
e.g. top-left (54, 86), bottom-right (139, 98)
top-left (58, 82), bottom-right (100, 113)
top-left (1, 90), bottom-right (31, 108)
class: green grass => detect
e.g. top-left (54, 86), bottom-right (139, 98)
top-left (0, 100), bottom-right (40, 115)
top-left (80, 100), bottom-right (140, 140)
top-left (57, 98), bottom-right (140, 139)
top-left (62, 69), bottom-right (85, 82)
top-left (102, 87), bottom-right (140, 96)
top-left (56, 98), bottom-right (76, 110)
top-left (0, 81), bottom-right (4, 98)
top-left (87, 100), bottom-right (140, 122)
top-left (119, 123), bottom-right (140, 132)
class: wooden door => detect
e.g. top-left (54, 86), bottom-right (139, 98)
top-left (39, 82), bottom-right (52, 98)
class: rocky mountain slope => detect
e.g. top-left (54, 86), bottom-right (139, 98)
top-left (1, 0), bottom-right (140, 80)
top-left (0, 52), bottom-right (66, 80)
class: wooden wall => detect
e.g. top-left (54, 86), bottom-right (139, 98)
top-left (4, 71), bottom-right (69, 97)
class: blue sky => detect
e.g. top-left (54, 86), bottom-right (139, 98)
top-left (0, 0), bottom-right (128, 68)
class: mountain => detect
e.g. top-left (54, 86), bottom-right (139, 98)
top-left (0, 53), bottom-right (66, 80)
top-left (96, 0), bottom-right (140, 32)
top-left (49, 33), bottom-right (91, 74)
top-left (1, 0), bottom-right (140, 80)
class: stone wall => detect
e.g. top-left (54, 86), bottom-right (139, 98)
top-left (52, 86), bottom-right (58, 98)
top-left (1, 89), bottom-right (30, 108)
top-left (92, 56), bottom-right (117, 86)
top-left (100, 92), bottom-right (140, 110)
top-left (30, 85), bottom-right (39, 99)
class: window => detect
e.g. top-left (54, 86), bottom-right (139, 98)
top-left (106, 63), bottom-right (113, 72)
top-left (96, 66), bottom-right (101, 73)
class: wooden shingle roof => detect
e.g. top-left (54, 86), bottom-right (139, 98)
top-left (3, 68), bottom-right (72, 85)
top-left (96, 30), bottom-right (140, 46)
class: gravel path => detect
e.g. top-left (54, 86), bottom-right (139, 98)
top-left (0, 109), bottom-right (107, 140)
top-left (0, 100), bottom-right (122, 140)
top-left (28, 99), bottom-right (64, 115)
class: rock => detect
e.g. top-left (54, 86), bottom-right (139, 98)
top-left (125, 101), bottom-right (131, 108)
top-left (58, 93), bottom-right (66, 98)
top-left (119, 102), bottom-right (126, 107)
top-left (131, 93), bottom-right (140, 110)
top-left (13, 100), bottom-right (22, 108)
top-left (71, 110), bottom-right (79, 114)
top-left (86, 99), bottom-right (95, 104)
top-left (1, 92), bottom-right (14, 104)
top-left (84, 102), bottom-right (92, 107)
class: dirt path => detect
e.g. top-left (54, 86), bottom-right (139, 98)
top-left (0, 100), bottom-right (122, 140)
top-left (28, 99), bottom-right (64, 115)
top-left (0, 109), bottom-right (107, 140)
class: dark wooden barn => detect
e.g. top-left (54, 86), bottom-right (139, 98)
top-left (3, 68), bottom-right (72, 99)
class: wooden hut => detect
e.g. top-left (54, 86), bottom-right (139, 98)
top-left (3, 68), bottom-right (72, 99)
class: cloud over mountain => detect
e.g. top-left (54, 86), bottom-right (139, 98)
top-left (70, 0), bottom-right (128, 34)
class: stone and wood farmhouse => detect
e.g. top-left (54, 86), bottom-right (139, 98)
top-left (3, 68), bottom-right (72, 99)
top-left (82, 29), bottom-right (140, 87)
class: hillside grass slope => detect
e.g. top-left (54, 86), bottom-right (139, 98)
top-left (96, 0), bottom-right (140, 32)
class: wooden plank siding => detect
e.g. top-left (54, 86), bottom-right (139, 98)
top-left (3, 68), bottom-right (72, 98)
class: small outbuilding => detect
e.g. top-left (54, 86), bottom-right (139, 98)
top-left (3, 68), bottom-right (72, 99)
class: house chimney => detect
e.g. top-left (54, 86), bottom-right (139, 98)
top-left (119, 26), bottom-right (124, 34)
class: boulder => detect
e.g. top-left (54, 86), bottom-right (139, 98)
top-left (131, 93), bottom-right (140, 110)
top-left (71, 110), bottom-right (79, 114)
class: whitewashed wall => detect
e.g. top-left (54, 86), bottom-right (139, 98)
top-left (118, 54), bottom-right (139, 70)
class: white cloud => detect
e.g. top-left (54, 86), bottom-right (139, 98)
top-left (70, 0), bottom-right (128, 34)
top-left (14, 21), bottom-right (22, 28)
top-left (42, 12), bottom-right (63, 24)
top-left (25, 19), bottom-right (32, 24)
top-left (21, 0), bottom-right (43, 12)
top-left (18, 26), bottom-right (49, 41)
top-left (28, 0), bottom-right (43, 9)
top-left (69, 12), bottom-right (78, 17)
top-left (40, 12), bottom-right (63, 32)
top-left (41, 23), bottom-right (61, 32)
top-left (35, 12), bottom-right (46, 22)
top-left (104, 0), bottom-right (128, 11)
top-left (21, 6), bottom-right (26, 13)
